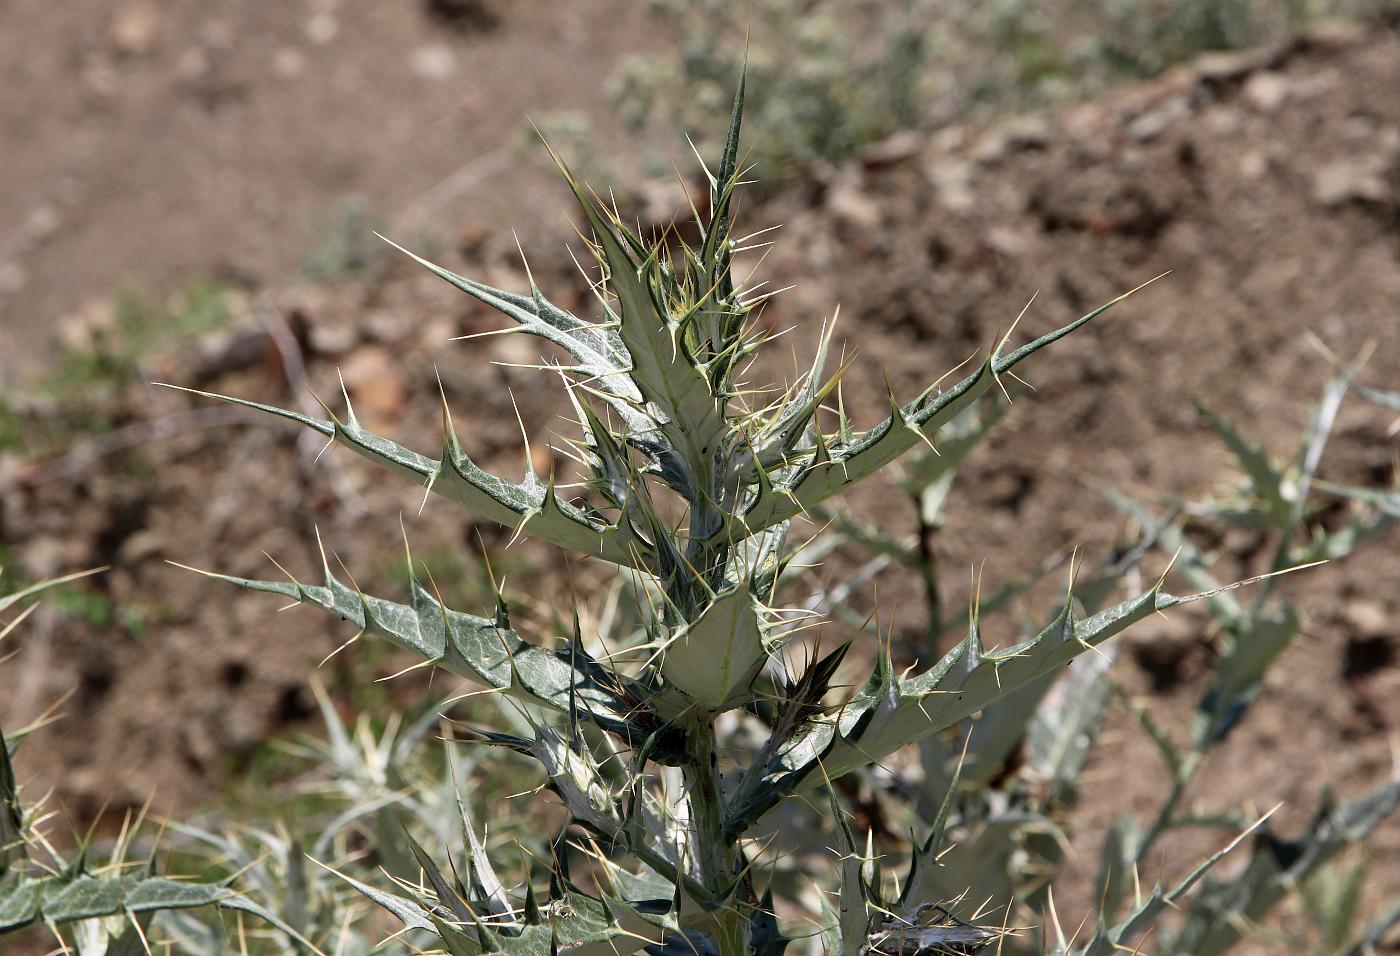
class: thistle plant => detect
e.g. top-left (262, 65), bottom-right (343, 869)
top-left (810, 354), bottom-right (1400, 953)
top-left (154, 77), bottom-right (1395, 956)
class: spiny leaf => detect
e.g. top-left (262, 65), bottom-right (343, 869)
top-left (0, 730), bottom-right (21, 878)
top-left (1354, 380), bottom-right (1400, 415)
top-left (1341, 897), bottom-right (1400, 956)
top-left (0, 568), bottom-right (105, 616)
top-left (1092, 812), bottom-right (1142, 925)
top-left (1027, 649), bottom-right (1117, 802)
top-left (1098, 484), bottom-right (1242, 625)
top-left (1067, 806), bottom-right (1281, 956)
top-left (715, 279), bottom-right (1163, 544)
top-left (336, 859), bottom-right (675, 956)
top-left (161, 386), bottom-right (649, 569)
top-left (1163, 779), bottom-right (1400, 956)
top-left (316, 864), bottom-right (436, 933)
top-left (524, 726), bottom-right (625, 837)
top-left (1197, 401), bottom-right (1290, 527)
top-left (1303, 855), bottom-right (1367, 951)
top-left (557, 160), bottom-right (733, 497)
top-left (728, 584), bottom-right (1170, 833)
top-left (190, 561), bottom-right (683, 760)
top-left (377, 235), bottom-right (642, 410)
top-left (455, 785), bottom-right (515, 923)
top-left (912, 395), bottom-right (1006, 476)
top-left (829, 788), bottom-right (871, 956)
top-left (867, 905), bottom-right (1009, 956)
top-left (1198, 607), bottom-right (1300, 746)
top-left (898, 745), bottom-right (964, 913)
top-left (0, 872), bottom-right (315, 949)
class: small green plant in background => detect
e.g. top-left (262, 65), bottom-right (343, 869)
top-left (0, 398), bottom-right (24, 454)
top-left (0, 281), bottom-right (240, 466)
top-left (302, 198), bottom-right (390, 284)
top-left (43, 282), bottom-right (236, 401)
top-left (1088, 0), bottom-right (1399, 77)
top-left (610, 0), bottom-right (1400, 181)
top-left (612, 0), bottom-right (934, 179)
top-left (1090, 0), bottom-right (1301, 75)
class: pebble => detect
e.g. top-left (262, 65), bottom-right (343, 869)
top-left (1243, 71), bottom-right (1290, 113)
top-left (111, 3), bottom-right (160, 57)
top-left (1300, 18), bottom-right (1366, 49)
top-left (1238, 150), bottom-right (1269, 180)
top-left (973, 115), bottom-right (1052, 163)
top-left (1194, 48), bottom-right (1275, 85)
top-left (175, 47), bottom-right (212, 82)
top-left (307, 317), bottom-right (358, 355)
top-left (56, 300), bottom-right (118, 350)
top-left (1342, 115), bottom-right (1377, 140)
top-left (200, 20), bottom-right (234, 50)
top-left (0, 262), bottom-right (27, 295)
top-left (491, 330), bottom-right (537, 367)
top-left (81, 60), bottom-right (120, 99)
top-left (19, 535), bottom-right (81, 578)
top-left (118, 529), bottom-right (165, 564)
top-left (1314, 159), bottom-right (1389, 206)
top-left (860, 130), bottom-right (922, 167)
top-left (986, 225), bottom-right (1030, 256)
top-left (636, 180), bottom-right (690, 227)
top-left (305, 13), bottom-right (338, 45)
top-left (1343, 600), bottom-right (1388, 639)
top-left (421, 316), bottom-right (456, 350)
top-left (272, 47), bottom-right (306, 79)
top-left (364, 308), bottom-right (413, 344)
top-left (340, 345), bottom-right (409, 424)
top-left (924, 157), bottom-right (976, 213)
top-left (26, 205), bottom-right (60, 239)
top-left (412, 44), bottom-right (457, 79)
top-left (1127, 96), bottom-right (1190, 142)
top-left (824, 171), bottom-right (882, 231)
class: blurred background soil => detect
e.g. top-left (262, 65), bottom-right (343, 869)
top-left (2, 0), bottom-right (1398, 948)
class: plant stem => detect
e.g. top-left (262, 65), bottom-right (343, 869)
top-left (914, 494), bottom-right (943, 655)
top-left (685, 715), bottom-right (747, 956)
top-left (1136, 750), bottom-right (1203, 867)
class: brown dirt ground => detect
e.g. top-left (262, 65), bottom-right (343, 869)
top-left (2, 5), bottom-right (1399, 952)
top-left (0, 0), bottom-right (658, 382)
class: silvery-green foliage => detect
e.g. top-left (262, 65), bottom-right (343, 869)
top-left (160, 682), bottom-right (516, 954)
top-left (166, 72), bottom-right (1400, 956)
top-left (812, 350), bottom-right (1398, 954)
top-left (1109, 367), bottom-right (1400, 956)
top-left (1066, 780), bottom-right (1400, 956)
top-left (1, 576), bottom-right (310, 952)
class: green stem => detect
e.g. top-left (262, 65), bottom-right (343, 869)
top-left (685, 716), bottom-right (747, 956)
top-left (1136, 750), bottom-right (1203, 867)
top-left (914, 495), bottom-right (942, 656)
